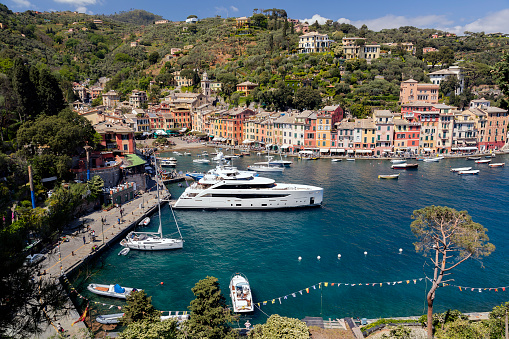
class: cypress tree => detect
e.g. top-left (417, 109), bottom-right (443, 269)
top-left (11, 58), bottom-right (37, 122)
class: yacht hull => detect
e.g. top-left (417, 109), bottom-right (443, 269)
top-left (174, 185), bottom-right (323, 209)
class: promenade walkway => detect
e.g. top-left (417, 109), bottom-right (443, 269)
top-left (36, 186), bottom-right (165, 338)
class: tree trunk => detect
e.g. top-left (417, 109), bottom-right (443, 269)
top-left (505, 310), bottom-right (508, 339)
top-left (427, 293), bottom-right (434, 339)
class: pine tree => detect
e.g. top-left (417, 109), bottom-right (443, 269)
top-left (185, 276), bottom-right (237, 339)
top-left (121, 290), bottom-right (160, 325)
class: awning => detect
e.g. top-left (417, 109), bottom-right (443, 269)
top-left (319, 149), bottom-right (329, 153)
top-left (281, 144), bottom-right (292, 148)
top-left (347, 150), bottom-right (354, 153)
top-left (121, 154), bottom-right (146, 168)
top-left (242, 140), bottom-right (253, 144)
top-left (298, 150), bottom-right (313, 155)
top-left (459, 146), bottom-right (478, 151)
top-left (355, 149), bottom-right (372, 153)
top-left (330, 148), bottom-right (345, 152)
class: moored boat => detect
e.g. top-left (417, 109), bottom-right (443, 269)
top-left (118, 248), bottom-right (130, 256)
top-left (475, 159), bottom-right (491, 164)
top-left (186, 172), bottom-right (205, 180)
top-left (489, 162), bottom-right (505, 168)
top-left (423, 158), bottom-right (440, 162)
top-left (193, 158), bottom-right (210, 164)
top-left (346, 158), bottom-right (355, 161)
top-left (458, 170), bottom-right (480, 175)
top-left (87, 283), bottom-right (140, 299)
top-left (96, 313), bottom-right (124, 324)
top-left (390, 159), bottom-right (406, 164)
top-left (467, 156), bottom-right (481, 160)
top-left (138, 217), bottom-right (150, 226)
top-left (392, 163), bottom-right (418, 169)
top-left (331, 159), bottom-right (342, 162)
top-left (230, 273), bottom-right (254, 313)
top-left (450, 167), bottom-right (472, 172)
top-left (378, 174), bottom-right (400, 179)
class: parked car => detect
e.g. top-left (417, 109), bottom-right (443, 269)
top-left (24, 254), bottom-right (45, 266)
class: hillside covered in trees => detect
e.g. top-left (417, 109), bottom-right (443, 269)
top-left (0, 5), bottom-right (507, 117)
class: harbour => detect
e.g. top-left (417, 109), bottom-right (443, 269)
top-left (68, 150), bottom-right (509, 330)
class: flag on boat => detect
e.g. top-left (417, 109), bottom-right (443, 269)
top-left (72, 305), bottom-right (88, 326)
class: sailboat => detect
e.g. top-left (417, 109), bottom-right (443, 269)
top-left (120, 157), bottom-right (184, 251)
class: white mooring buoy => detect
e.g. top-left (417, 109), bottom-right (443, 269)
top-left (298, 256), bottom-right (302, 261)
top-left (338, 254), bottom-right (341, 258)
top-left (317, 256), bottom-right (321, 260)
top-left (364, 251), bottom-right (368, 256)
top-left (399, 248), bottom-right (403, 253)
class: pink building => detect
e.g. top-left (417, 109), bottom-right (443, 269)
top-left (399, 79), bottom-right (439, 104)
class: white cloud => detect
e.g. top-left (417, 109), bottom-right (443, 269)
top-left (230, 6), bottom-right (238, 12)
top-left (53, 0), bottom-right (97, 5)
top-left (301, 14), bottom-right (330, 25)
top-left (76, 6), bottom-right (92, 14)
top-left (450, 9), bottom-right (509, 34)
top-left (12, 0), bottom-right (33, 8)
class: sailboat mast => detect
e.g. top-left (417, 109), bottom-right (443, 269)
top-left (154, 156), bottom-right (163, 236)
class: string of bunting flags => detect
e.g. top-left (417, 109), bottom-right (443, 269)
top-left (426, 278), bottom-right (509, 293)
top-left (255, 277), bottom-right (426, 308)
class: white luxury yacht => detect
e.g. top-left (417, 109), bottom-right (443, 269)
top-left (173, 154), bottom-right (323, 209)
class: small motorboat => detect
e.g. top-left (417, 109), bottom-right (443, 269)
top-left (247, 164), bottom-right (284, 172)
top-left (450, 167), bottom-right (472, 172)
top-left (392, 163), bottom-right (418, 169)
top-left (467, 156), bottom-right (481, 160)
top-left (230, 273), bottom-right (254, 313)
top-left (184, 152), bottom-right (191, 156)
top-left (242, 152), bottom-right (250, 156)
top-left (390, 159), bottom-right (406, 164)
top-left (458, 170), bottom-right (480, 175)
top-left (475, 159), bottom-right (491, 164)
top-left (378, 174), bottom-right (400, 179)
top-left (423, 158), bottom-right (440, 162)
top-left (193, 159), bottom-right (210, 164)
top-left (138, 217), bottom-right (150, 227)
top-left (489, 163), bottom-right (505, 168)
top-left (346, 158), bottom-right (355, 161)
top-left (331, 159), bottom-right (342, 162)
top-left (87, 283), bottom-right (141, 299)
top-left (96, 313), bottom-right (124, 325)
top-left (118, 248), bottom-right (130, 256)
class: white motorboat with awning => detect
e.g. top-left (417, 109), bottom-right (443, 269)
top-left (230, 273), bottom-right (254, 313)
top-left (489, 163), bottom-right (505, 168)
top-left (458, 170), bottom-right (480, 175)
top-left (475, 159), bottom-right (491, 164)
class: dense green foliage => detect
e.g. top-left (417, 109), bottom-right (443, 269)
top-left (248, 314), bottom-right (309, 338)
top-left (185, 276), bottom-right (237, 339)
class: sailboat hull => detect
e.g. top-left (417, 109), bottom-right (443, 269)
top-left (121, 235), bottom-right (183, 250)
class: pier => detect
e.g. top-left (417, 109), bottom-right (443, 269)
top-left (36, 185), bottom-right (166, 338)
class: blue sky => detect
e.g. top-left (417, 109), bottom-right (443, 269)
top-left (8, 0), bottom-right (509, 34)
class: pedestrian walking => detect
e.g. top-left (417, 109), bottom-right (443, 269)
top-left (118, 218), bottom-right (120, 225)
top-left (82, 236), bottom-right (86, 244)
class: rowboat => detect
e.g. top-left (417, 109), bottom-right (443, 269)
top-left (475, 159), bottom-right (491, 164)
top-left (489, 163), bottom-right (505, 168)
top-left (96, 313), bottom-right (124, 324)
top-left (392, 163), bottom-right (418, 169)
top-left (458, 170), bottom-right (480, 175)
top-left (467, 156), bottom-right (481, 160)
top-left (87, 283), bottom-right (141, 299)
top-left (138, 217), bottom-right (150, 226)
top-left (450, 167), bottom-right (472, 172)
top-left (378, 174), bottom-right (400, 179)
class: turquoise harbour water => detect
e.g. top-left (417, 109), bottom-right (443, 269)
top-left (72, 151), bottom-right (509, 324)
